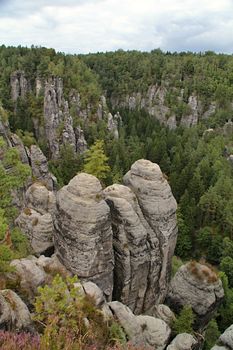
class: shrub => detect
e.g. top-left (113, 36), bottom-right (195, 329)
top-left (0, 331), bottom-right (40, 350)
top-left (34, 275), bottom-right (118, 349)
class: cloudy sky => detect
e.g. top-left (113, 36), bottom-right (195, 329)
top-left (0, 0), bottom-right (233, 54)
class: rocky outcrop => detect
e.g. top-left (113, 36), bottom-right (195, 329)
top-left (122, 160), bottom-right (177, 311)
top-left (10, 71), bottom-right (29, 101)
top-left (75, 126), bottom-right (87, 154)
top-left (54, 173), bottom-right (114, 298)
top-left (15, 182), bottom-right (56, 254)
top-left (167, 333), bottom-right (197, 350)
top-left (10, 134), bottom-right (29, 165)
top-left (108, 301), bottom-right (171, 349)
top-left (107, 112), bottom-right (121, 139)
top-left (44, 78), bottom-right (89, 159)
top-left (29, 145), bottom-right (56, 191)
top-left (44, 78), bottom-right (64, 159)
top-left (0, 290), bottom-right (32, 331)
top-left (180, 95), bottom-right (199, 127)
top-left (110, 85), bottom-right (217, 128)
top-left (166, 262), bottom-right (224, 331)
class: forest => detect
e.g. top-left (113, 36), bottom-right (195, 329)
top-left (0, 45), bottom-right (233, 349)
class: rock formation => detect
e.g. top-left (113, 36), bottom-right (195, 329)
top-left (108, 301), bottom-right (171, 349)
top-left (0, 289), bottom-right (32, 331)
top-left (44, 78), bottom-right (64, 159)
top-left (123, 159), bottom-right (178, 311)
top-left (166, 262), bottom-right (224, 331)
top-left (43, 77), bottom-right (89, 159)
top-left (103, 184), bottom-right (153, 314)
top-left (54, 159), bottom-right (177, 313)
top-left (10, 71), bottom-right (29, 101)
top-left (29, 145), bottom-right (56, 191)
top-left (15, 182), bottom-right (56, 254)
top-left (110, 84), bottom-right (216, 128)
top-left (107, 112), bottom-right (121, 139)
top-left (54, 173), bottom-right (114, 298)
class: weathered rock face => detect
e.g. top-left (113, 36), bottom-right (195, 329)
top-left (108, 301), bottom-right (171, 349)
top-left (167, 333), bottom-right (197, 350)
top-left (103, 184), bottom-right (153, 314)
top-left (15, 182), bottom-right (56, 254)
top-left (54, 173), bottom-right (114, 298)
top-left (120, 159), bottom-right (178, 312)
top-left (166, 262), bottom-right (224, 331)
top-left (0, 290), bottom-right (32, 331)
top-left (10, 71), bottom-right (29, 101)
top-left (110, 85), bottom-right (217, 128)
top-left (29, 145), bottom-right (56, 191)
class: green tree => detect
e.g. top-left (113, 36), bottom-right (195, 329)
top-left (203, 319), bottom-right (220, 350)
top-left (173, 305), bottom-right (195, 335)
top-left (83, 140), bottom-right (110, 183)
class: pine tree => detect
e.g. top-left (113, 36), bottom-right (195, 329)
top-left (83, 140), bottom-right (110, 183)
top-left (173, 305), bottom-right (195, 334)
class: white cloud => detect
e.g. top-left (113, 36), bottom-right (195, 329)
top-left (0, 0), bottom-right (233, 53)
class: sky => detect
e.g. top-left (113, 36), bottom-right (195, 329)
top-left (0, 0), bottom-right (233, 54)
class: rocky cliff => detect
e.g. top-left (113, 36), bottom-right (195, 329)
top-left (110, 85), bottom-right (216, 128)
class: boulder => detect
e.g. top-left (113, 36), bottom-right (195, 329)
top-left (83, 281), bottom-right (105, 307)
top-left (167, 333), bottom-right (197, 350)
top-left (25, 182), bottom-right (56, 215)
top-left (54, 173), bottom-right (114, 299)
top-left (167, 262), bottom-right (224, 331)
top-left (9, 255), bottom-right (70, 298)
top-left (137, 315), bottom-right (171, 349)
top-left (153, 304), bottom-right (176, 326)
top-left (0, 290), bottom-right (32, 331)
top-left (219, 324), bottom-right (233, 349)
top-left (16, 208), bottom-right (54, 254)
top-left (15, 183), bottom-right (56, 254)
top-left (10, 256), bottom-right (47, 297)
top-left (108, 301), bottom-right (170, 349)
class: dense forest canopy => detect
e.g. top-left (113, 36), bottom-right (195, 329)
top-left (1, 45), bottom-right (233, 346)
